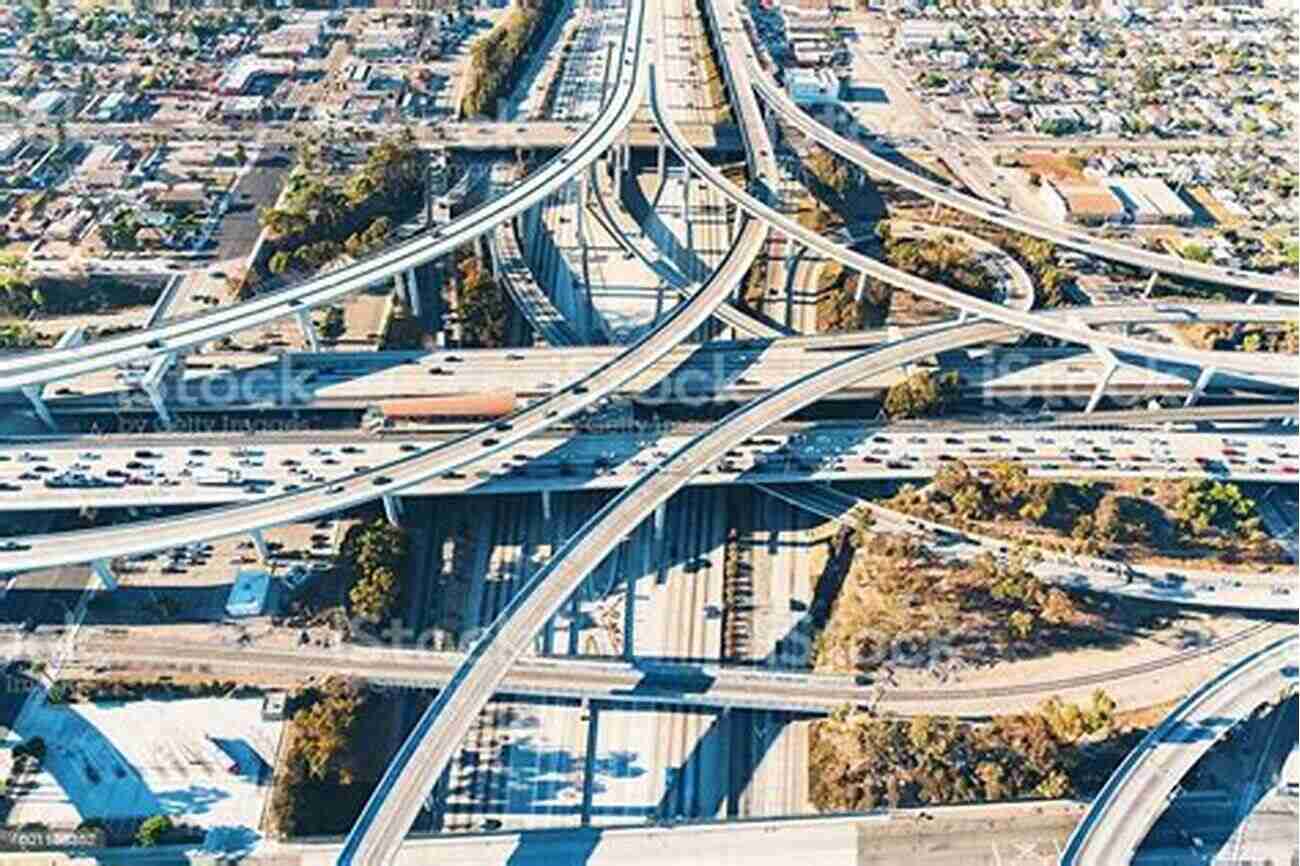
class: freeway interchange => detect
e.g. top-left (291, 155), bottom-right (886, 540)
top-left (0, 0), bottom-right (1297, 862)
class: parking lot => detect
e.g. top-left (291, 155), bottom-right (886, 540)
top-left (2, 695), bottom-right (281, 839)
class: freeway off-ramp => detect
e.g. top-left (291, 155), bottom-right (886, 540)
top-left (736, 8), bottom-right (1299, 300)
top-left (1, 0), bottom-right (1295, 860)
top-left (1060, 633), bottom-right (1299, 866)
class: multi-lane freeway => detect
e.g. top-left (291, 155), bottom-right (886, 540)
top-left (30, 300), bottom-right (1297, 418)
top-left (5, 423), bottom-right (1297, 510)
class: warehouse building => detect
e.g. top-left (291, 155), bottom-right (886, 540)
top-left (1040, 179), bottom-right (1126, 225)
top-left (1108, 177), bottom-right (1196, 225)
top-left (786, 68), bottom-right (840, 106)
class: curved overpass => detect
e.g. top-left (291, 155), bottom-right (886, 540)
top-left (0, 0), bottom-right (648, 395)
top-left (585, 163), bottom-right (783, 338)
top-left (1060, 633), bottom-right (1298, 866)
top-left (730, 4), bottom-right (1299, 299)
top-left (888, 217), bottom-right (1035, 312)
top-left (339, 304), bottom-right (1266, 862)
top-left (658, 5), bottom-right (1297, 383)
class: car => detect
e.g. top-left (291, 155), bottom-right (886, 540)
top-left (341, 446), bottom-right (364, 455)
top-left (328, 484), bottom-right (346, 494)
top-left (400, 443), bottom-right (420, 453)
top-left (373, 476), bottom-right (392, 486)
top-left (482, 438), bottom-right (499, 447)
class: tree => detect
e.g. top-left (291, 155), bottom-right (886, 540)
top-left (318, 305), bottom-right (344, 340)
top-left (340, 519), bottom-right (409, 624)
top-left (136, 815), bottom-right (173, 847)
top-left (0, 253), bottom-right (32, 311)
top-left (883, 370), bottom-right (960, 420)
top-left (267, 250), bottom-right (292, 275)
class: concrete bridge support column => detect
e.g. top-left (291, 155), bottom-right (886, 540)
top-left (731, 204), bottom-right (743, 241)
top-left (56, 327), bottom-right (84, 350)
top-left (1142, 271), bottom-right (1159, 299)
top-left (91, 559), bottom-right (118, 592)
top-left (854, 271), bottom-right (868, 304)
top-left (382, 494), bottom-right (404, 528)
top-left (249, 529), bottom-right (270, 562)
top-left (295, 310), bottom-right (320, 352)
top-left (656, 141), bottom-right (666, 184)
top-left (1184, 366), bottom-right (1217, 408)
top-left (21, 386), bottom-right (56, 431)
top-left (141, 353), bottom-right (175, 428)
top-left (680, 167), bottom-right (692, 223)
top-left (576, 176), bottom-right (589, 257)
top-left (400, 269), bottom-right (422, 317)
top-left (653, 501), bottom-right (666, 541)
top-left (541, 489), bottom-right (552, 522)
top-left (1085, 361), bottom-right (1118, 414)
top-left (681, 168), bottom-right (694, 267)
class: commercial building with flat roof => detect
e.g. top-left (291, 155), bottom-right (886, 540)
top-left (216, 57), bottom-right (293, 95)
top-left (226, 570), bottom-right (272, 618)
top-left (786, 68), bottom-right (840, 106)
top-left (1040, 179), bottom-right (1126, 225)
top-left (894, 20), bottom-right (966, 52)
top-left (1108, 177), bottom-right (1195, 224)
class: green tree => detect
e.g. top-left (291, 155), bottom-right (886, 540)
top-left (883, 369), bottom-right (960, 420)
top-left (267, 250), bottom-right (292, 275)
top-left (136, 815), bottom-right (173, 847)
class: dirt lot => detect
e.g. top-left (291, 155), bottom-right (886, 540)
top-left (1014, 150), bottom-right (1090, 184)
